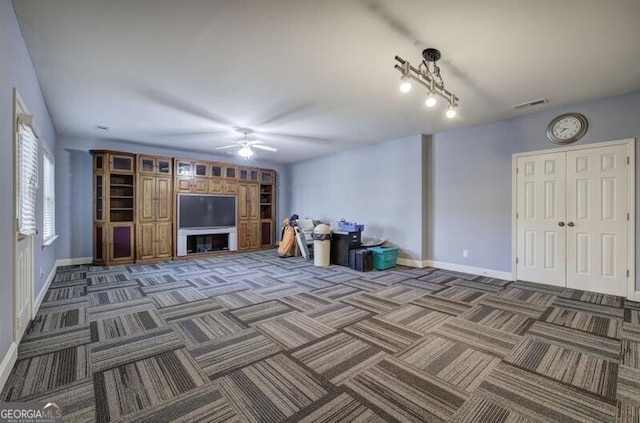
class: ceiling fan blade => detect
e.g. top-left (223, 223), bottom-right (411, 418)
top-left (215, 144), bottom-right (240, 150)
top-left (247, 140), bottom-right (264, 145)
top-left (252, 145), bottom-right (278, 152)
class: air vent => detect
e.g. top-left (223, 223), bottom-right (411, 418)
top-left (512, 98), bottom-right (548, 110)
top-left (94, 125), bottom-right (110, 131)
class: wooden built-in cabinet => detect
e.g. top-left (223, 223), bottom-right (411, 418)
top-left (92, 151), bottom-right (136, 264)
top-left (136, 155), bottom-right (173, 261)
top-left (92, 150), bottom-right (276, 264)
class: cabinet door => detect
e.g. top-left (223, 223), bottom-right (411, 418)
top-left (94, 223), bottom-right (106, 263)
top-left (223, 180), bottom-right (237, 195)
top-left (156, 177), bottom-right (172, 221)
top-left (248, 184), bottom-right (260, 220)
top-left (138, 156), bottom-right (156, 174)
top-left (225, 165), bottom-right (237, 180)
top-left (155, 222), bottom-right (173, 258)
top-left (194, 162), bottom-right (208, 177)
top-left (261, 221), bottom-right (273, 247)
top-left (260, 170), bottom-right (274, 184)
top-left (210, 164), bottom-right (223, 179)
top-left (109, 223), bottom-right (135, 262)
top-left (193, 178), bottom-right (208, 193)
top-left (237, 221), bottom-right (249, 250)
top-left (249, 220), bottom-right (260, 249)
top-left (238, 184), bottom-right (249, 219)
top-left (157, 158), bottom-right (172, 175)
top-left (94, 173), bottom-right (105, 221)
top-left (209, 178), bottom-right (224, 194)
top-left (138, 175), bottom-right (155, 222)
top-left (176, 160), bottom-right (192, 176)
top-left (175, 177), bottom-right (192, 193)
top-left (137, 223), bottom-right (155, 261)
top-left (109, 154), bottom-right (134, 173)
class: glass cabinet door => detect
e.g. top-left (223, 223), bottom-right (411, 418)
top-left (139, 157), bottom-right (155, 173)
top-left (157, 159), bottom-right (171, 174)
top-left (176, 161), bottom-right (192, 176)
top-left (95, 174), bottom-right (104, 221)
top-left (225, 166), bottom-right (237, 179)
top-left (260, 170), bottom-right (273, 183)
top-left (194, 163), bottom-right (207, 177)
top-left (211, 164), bottom-right (222, 178)
top-left (110, 154), bottom-right (134, 173)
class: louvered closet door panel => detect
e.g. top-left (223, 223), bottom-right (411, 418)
top-left (566, 144), bottom-right (628, 296)
top-left (516, 152), bottom-right (566, 287)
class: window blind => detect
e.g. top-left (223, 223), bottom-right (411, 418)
top-left (17, 115), bottom-right (39, 237)
top-left (43, 146), bottom-right (55, 242)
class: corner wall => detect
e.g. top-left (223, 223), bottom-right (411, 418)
top-left (286, 134), bottom-right (425, 261)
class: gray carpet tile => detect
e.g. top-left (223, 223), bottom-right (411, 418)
top-left (2, 250), bottom-right (639, 422)
top-left (216, 354), bottom-right (327, 423)
top-left (292, 333), bottom-right (387, 385)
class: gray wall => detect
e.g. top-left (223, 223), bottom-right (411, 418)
top-left (1, 0), bottom-right (57, 358)
top-left (431, 91), bottom-right (640, 288)
top-left (55, 136), bottom-right (286, 260)
top-left (285, 134), bottom-right (426, 261)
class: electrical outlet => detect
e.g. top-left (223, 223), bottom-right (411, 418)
top-left (40, 266), bottom-right (44, 279)
top-left (462, 250), bottom-right (468, 258)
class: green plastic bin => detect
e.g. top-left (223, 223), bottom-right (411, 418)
top-left (368, 246), bottom-right (399, 270)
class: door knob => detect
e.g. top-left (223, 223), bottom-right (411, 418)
top-left (567, 222), bottom-right (575, 227)
top-left (558, 222), bottom-right (565, 227)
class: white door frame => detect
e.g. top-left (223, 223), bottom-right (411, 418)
top-left (13, 88), bottom-right (36, 343)
top-left (512, 138), bottom-right (636, 300)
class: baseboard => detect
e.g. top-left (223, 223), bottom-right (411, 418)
top-left (34, 263), bottom-right (57, 316)
top-left (422, 260), bottom-right (514, 281)
top-left (396, 258), bottom-right (427, 268)
top-left (55, 257), bottom-right (92, 267)
top-left (0, 342), bottom-right (18, 393)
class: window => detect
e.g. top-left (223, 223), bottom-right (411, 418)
top-left (42, 145), bottom-right (56, 244)
top-left (17, 115), bottom-right (38, 237)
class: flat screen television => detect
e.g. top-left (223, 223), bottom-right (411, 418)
top-left (178, 194), bottom-right (236, 229)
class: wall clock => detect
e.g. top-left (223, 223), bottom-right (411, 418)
top-left (546, 112), bottom-right (588, 144)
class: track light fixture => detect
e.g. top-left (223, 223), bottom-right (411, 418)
top-left (395, 48), bottom-right (459, 118)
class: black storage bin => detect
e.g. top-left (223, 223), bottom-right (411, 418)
top-left (355, 249), bottom-right (373, 272)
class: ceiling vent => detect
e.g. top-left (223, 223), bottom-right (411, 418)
top-left (94, 125), bottom-right (110, 131)
top-left (512, 98), bottom-right (548, 110)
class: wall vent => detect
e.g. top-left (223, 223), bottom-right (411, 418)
top-left (512, 98), bottom-right (548, 110)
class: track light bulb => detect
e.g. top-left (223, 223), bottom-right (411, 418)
top-left (399, 75), bottom-right (411, 93)
top-left (425, 94), bottom-right (436, 108)
top-left (446, 105), bottom-right (457, 119)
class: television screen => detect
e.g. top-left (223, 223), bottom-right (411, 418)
top-left (178, 194), bottom-right (236, 228)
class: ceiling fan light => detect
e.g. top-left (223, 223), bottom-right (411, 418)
top-left (399, 75), bottom-right (411, 93)
top-left (425, 94), bottom-right (436, 108)
top-left (238, 146), bottom-right (253, 158)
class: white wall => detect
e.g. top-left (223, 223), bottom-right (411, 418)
top-left (286, 134), bottom-right (425, 261)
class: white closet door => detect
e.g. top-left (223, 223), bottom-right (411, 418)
top-left (566, 144), bottom-right (628, 296)
top-left (516, 152), bottom-right (566, 287)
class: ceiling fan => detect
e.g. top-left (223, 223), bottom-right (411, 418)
top-left (215, 128), bottom-right (278, 158)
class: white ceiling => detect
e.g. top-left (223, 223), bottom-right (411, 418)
top-left (13, 0), bottom-right (640, 164)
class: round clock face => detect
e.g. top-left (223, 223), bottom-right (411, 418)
top-left (547, 113), bottom-right (588, 144)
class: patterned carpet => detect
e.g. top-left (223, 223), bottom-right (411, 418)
top-left (2, 250), bottom-right (640, 422)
